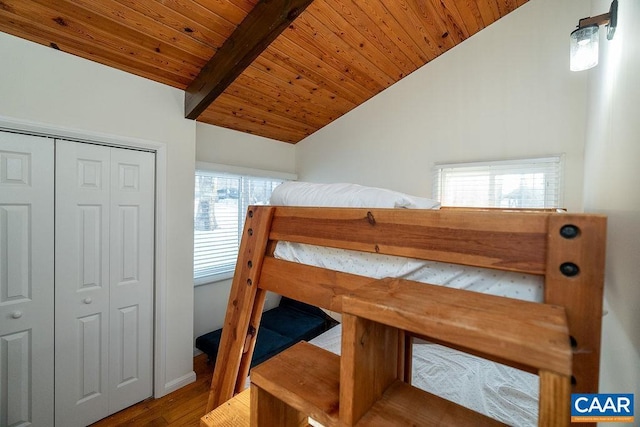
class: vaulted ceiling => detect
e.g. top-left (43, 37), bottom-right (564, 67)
top-left (0, 0), bottom-right (528, 143)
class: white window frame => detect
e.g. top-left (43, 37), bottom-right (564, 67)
top-left (194, 162), bottom-right (296, 286)
top-left (432, 155), bottom-right (564, 209)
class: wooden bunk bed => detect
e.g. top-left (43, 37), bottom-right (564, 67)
top-left (202, 206), bottom-right (607, 426)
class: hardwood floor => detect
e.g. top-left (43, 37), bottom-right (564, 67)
top-left (91, 354), bottom-right (214, 426)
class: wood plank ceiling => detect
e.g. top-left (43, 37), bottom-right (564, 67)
top-left (0, 0), bottom-right (528, 143)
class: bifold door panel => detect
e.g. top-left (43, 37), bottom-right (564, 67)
top-left (55, 142), bottom-right (111, 426)
top-left (0, 132), bottom-right (54, 427)
top-left (108, 147), bottom-right (154, 414)
top-left (55, 140), bottom-right (154, 427)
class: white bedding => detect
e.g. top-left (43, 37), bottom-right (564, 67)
top-left (309, 325), bottom-right (538, 426)
top-left (275, 241), bottom-right (543, 322)
top-left (270, 181), bottom-right (441, 209)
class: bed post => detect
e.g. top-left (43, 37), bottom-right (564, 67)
top-left (545, 214), bottom-right (607, 398)
top-left (205, 206), bottom-right (274, 413)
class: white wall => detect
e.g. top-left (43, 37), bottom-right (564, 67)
top-left (193, 123), bottom-right (296, 344)
top-left (196, 122), bottom-right (296, 172)
top-left (293, 0), bottom-right (638, 412)
top-left (0, 32), bottom-right (196, 396)
top-left (583, 0), bottom-right (640, 416)
top-left (296, 0), bottom-right (590, 212)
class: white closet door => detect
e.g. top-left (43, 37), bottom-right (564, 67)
top-left (108, 147), bottom-right (154, 414)
top-left (55, 141), bottom-right (111, 426)
top-left (55, 141), bottom-right (155, 426)
top-left (0, 132), bottom-right (54, 427)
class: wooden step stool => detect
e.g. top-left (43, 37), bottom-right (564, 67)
top-left (250, 278), bottom-right (572, 426)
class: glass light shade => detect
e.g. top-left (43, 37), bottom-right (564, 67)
top-left (570, 25), bottom-right (599, 71)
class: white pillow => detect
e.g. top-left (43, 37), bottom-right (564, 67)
top-left (270, 181), bottom-right (440, 209)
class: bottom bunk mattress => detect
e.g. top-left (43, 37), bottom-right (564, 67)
top-left (309, 324), bottom-right (539, 426)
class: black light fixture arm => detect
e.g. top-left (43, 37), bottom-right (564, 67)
top-left (576, 0), bottom-right (618, 40)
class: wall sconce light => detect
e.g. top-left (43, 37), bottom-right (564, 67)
top-left (570, 0), bottom-right (618, 71)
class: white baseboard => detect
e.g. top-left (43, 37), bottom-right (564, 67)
top-left (162, 371), bottom-right (197, 396)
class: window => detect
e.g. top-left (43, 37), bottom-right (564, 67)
top-left (433, 156), bottom-right (564, 208)
top-left (194, 165), bottom-right (291, 285)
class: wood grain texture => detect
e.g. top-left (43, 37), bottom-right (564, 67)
top-left (251, 269), bottom-right (572, 425)
top-left (342, 277), bottom-right (572, 376)
top-left (206, 206), bottom-right (275, 412)
top-left (234, 287), bottom-right (267, 394)
top-left (354, 380), bottom-right (506, 426)
top-left (201, 388), bottom-right (250, 427)
top-left (0, 0), bottom-right (529, 142)
top-left (250, 342), bottom-right (341, 427)
top-left (184, 0), bottom-right (315, 119)
top-left (227, 290), bottom-right (570, 426)
top-left (340, 314), bottom-right (399, 425)
top-left (538, 370), bottom-right (571, 427)
top-left (251, 385), bottom-right (308, 427)
top-left (90, 353), bottom-right (212, 427)
top-left (259, 257), bottom-right (374, 312)
top-left (544, 214), bottom-right (607, 395)
top-left (269, 207), bottom-right (550, 274)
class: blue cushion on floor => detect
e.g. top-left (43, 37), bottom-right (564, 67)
top-left (261, 303), bottom-right (327, 342)
top-left (195, 297), bottom-right (337, 369)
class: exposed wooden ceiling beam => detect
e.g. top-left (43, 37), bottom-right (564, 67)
top-left (185, 0), bottom-right (314, 120)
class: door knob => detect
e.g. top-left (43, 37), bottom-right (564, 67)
top-left (83, 297), bottom-right (93, 304)
top-left (11, 311), bottom-right (23, 319)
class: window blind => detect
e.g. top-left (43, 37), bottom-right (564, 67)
top-left (194, 172), bottom-right (283, 284)
top-left (432, 156), bottom-right (564, 208)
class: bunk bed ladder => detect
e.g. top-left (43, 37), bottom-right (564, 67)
top-left (205, 206), bottom-right (275, 411)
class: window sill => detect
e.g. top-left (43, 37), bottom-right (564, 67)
top-left (194, 272), bottom-right (234, 287)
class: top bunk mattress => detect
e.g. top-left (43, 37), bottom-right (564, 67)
top-left (274, 241), bottom-right (544, 304)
